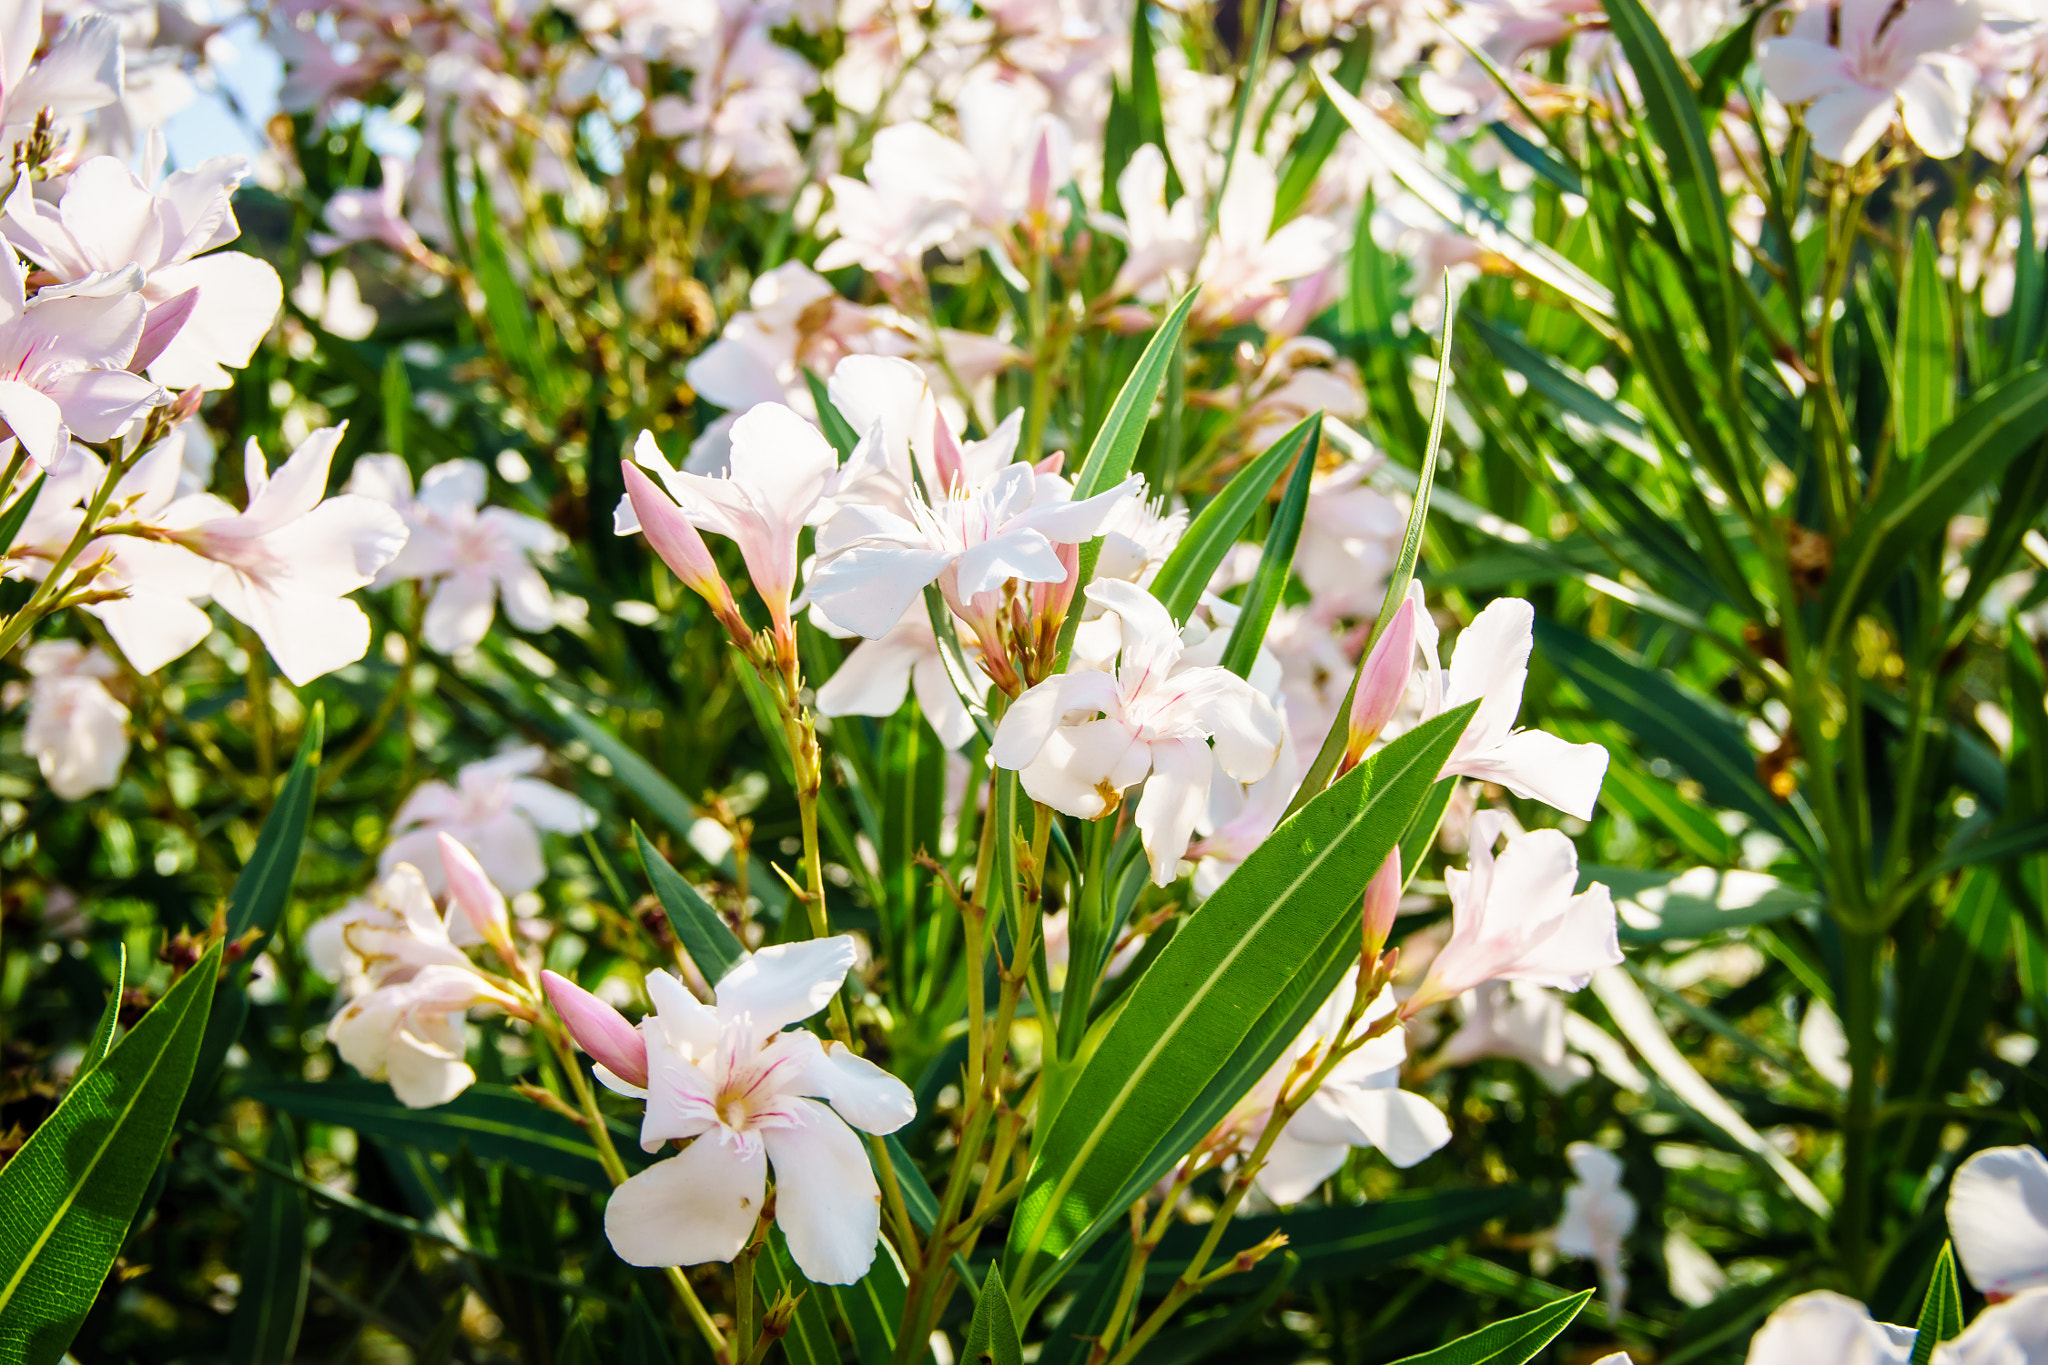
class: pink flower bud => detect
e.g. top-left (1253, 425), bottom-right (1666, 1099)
top-left (1026, 126), bottom-right (1056, 226)
top-left (541, 969), bottom-right (649, 1088)
top-left (932, 413), bottom-right (966, 494)
top-left (438, 833), bottom-right (510, 950)
top-left (621, 460), bottom-right (743, 626)
top-left (1344, 597), bottom-right (1418, 771)
top-left (1362, 847), bottom-right (1401, 954)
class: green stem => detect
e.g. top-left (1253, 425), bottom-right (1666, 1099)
top-left (1837, 925), bottom-right (1881, 1296)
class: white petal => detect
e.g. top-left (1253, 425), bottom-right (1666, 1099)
top-left (1321, 1086), bottom-right (1451, 1168)
top-left (1948, 1146), bottom-right (2048, 1297)
top-left (1742, 1291), bottom-right (1911, 1365)
top-left (762, 1098), bottom-right (883, 1285)
top-left (1254, 1127), bottom-right (1350, 1205)
top-left (605, 1139), bottom-right (766, 1267)
top-left (145, 252), bottom-right (284, 389)
top-left (715, 937), bottom-right (856, 1033)
top-left (800, 1041), bottom-right (916, 1135)
top-left (1134, 737), bottom-right (1211, 886)
top-left (1448, 728), bottom-right (1608, 820)
top-left (422, 569), bottom-right (498, 655)
top-left (1803, 86), bottom-right (1896, 165)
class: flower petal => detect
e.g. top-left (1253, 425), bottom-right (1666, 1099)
top-left (605, 1139), bottom-right (766, 1268)
top-left (762, 1098), bottom-right (882, 1284)
top-left (800, 1041), bottom-right (917, 1135)
top-left (1948, 1145), bottom-right (2048, 1297)
top-left (715, 937), bottom-right (857, 1033)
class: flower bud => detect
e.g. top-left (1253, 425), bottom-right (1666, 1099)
top-left (540, 969), bottom-right (649, 1088)
top-left (438, 833), bottom-right (511, 954)
top-left (931, 412), bottom-right (965, 494)
top-left (1343, 597), bottom-right (1418, 772)
top-left (1362, 847), bottom-right (1401, 955)
top-left (621, 459), bottom-right (746, 634)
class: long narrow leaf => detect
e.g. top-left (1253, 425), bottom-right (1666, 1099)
top-left (636, 825), bottom-right (745, 983)
top-left (0, 943), bottom-right (223, 1365)
top-left (1151, 414), bottom-right (1318, 623)
top-left (1220, 414), bottom-right (1318, 676)
top-left (1007, 701), bottom-right (1478, 1304)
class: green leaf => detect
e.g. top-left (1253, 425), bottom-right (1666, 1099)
top-left (1131, 1187), bottom-right (1528, 1293)
top-left (227, 1119), bottom-right (310, 1365)
top-left (1463, 314), bottom-right (1643, 445)
top-left (1314, 72), bottom-right (1613, 317)
top-left (1134, 1252), bottom-right (1296, 1365)
top-left (0, 943), bottom-right (222, 1365)
top-left (804, 369), bottom-right (863, 459)
top-left (2011, 188), bottom-right (2044, 373)
top-left (1150, 414), bottom-right (1317, 623)
top-left (1589, 968), bottom-right (1832, 1217)
top-left (470, 172), bottom-right (559, 414)
top-left (1274, 38), bottom-right (1370, 223)
top-left (1910, 1243), bottom-right (1964, 1364)
top-left (1040, 1238), bottom-right (1131, 1365)
top-left (187, 708), bottom-right (324, 1117)
top-left (831, 1246), bottom-right (910, 1365)
top-left (1898, 222), bottom-right (1956, 464)
top-left (1220, 414), bottom-right (1318, 677)
top-left (1386, 1289), bottom-right (1594, 1365)
top-left (1531, 617), bottom-right (1820, 864)
top-left (1890, 871), bottom-right (2014, 1169)
top-left (252, 1081), bottom-right (635, 1191)
top-left (1289, 294), bottom-right (1454, 818)
top-left (964, 1265), bottom-right (1024, 1365)
top-left (1826, 364), bottom-right (2048, 639)
top-left (544, 686), bottom-right (699, 839)
top-left (755, 1233), bottom-right (840, 1365)
top-left (1601, 0), bottom-right (1732, 305)
top-left (1006, 701), bottom-right (1478, 1303)
top-left (1073, 292), bottom-right (1196, 502)
top-left (635, 825), bottom-right (744, 983)
top-left (381, 351), bottom-right (410, 458)
top-left (0, 474), bottom-right (45, 568)
top-left (78, 945), bottom-right (125, 1080)
top-left (230, 706), bottom-right (325, 952)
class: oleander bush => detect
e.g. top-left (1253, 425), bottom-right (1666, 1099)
top-left (3, 0), bottom-right (2048, 1360)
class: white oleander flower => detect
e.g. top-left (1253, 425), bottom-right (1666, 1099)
top-left (594, 938), bottom-right (916, 1285)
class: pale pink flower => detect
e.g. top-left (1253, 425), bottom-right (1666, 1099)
top-left (993, 580), bottom-right (1283, 884)
top-left (4, 153), bottom-right (284, 390)
top-left (542, 969), bottom-right (650, 1089)
top-left (1406, 810), bottom-right (1620, 1010)
top-left (1102, 144), bottom-right (1203, 303)
top-left (308, 154), bottom-right (432, 264)
top-left (815, 605), bottom-right (987, 750)
top-left (1434, 981), bottom-right (1593, 1092)
top-left (0, 253), bottom-right (162, 469)
top-left (382, 747), bottom-right (596, 896)
top-left (152, 425), bottom-right (409, 686)
top-left (616, 407), bottom-right (838, 638)
top-left (1195, 156), bottom-right (1343, 328)
top-left (328, 963), bottom-right (521, 1109)
top-left (1412, 591), bottom-right (1611, 819)
top-left (1759, 0), bottom-right (1983, 164)
top-left (599, 938), bottom-right (916, 1285)
top-left (807, 454), bottom-right (1140, 643)
top-left (11, 639), bottom-right (126, 799)
top-left (1741, 1292), bottom-right (1917, 1364)
top-left (347, 456), bottom-right (562, 654)
top-left (0, 1), bottom-right (121, 147)
top-left (1217, 979), bottom-right (1449, 1201)
top-left (1550, 1143), bottom-right (1638, 1315)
